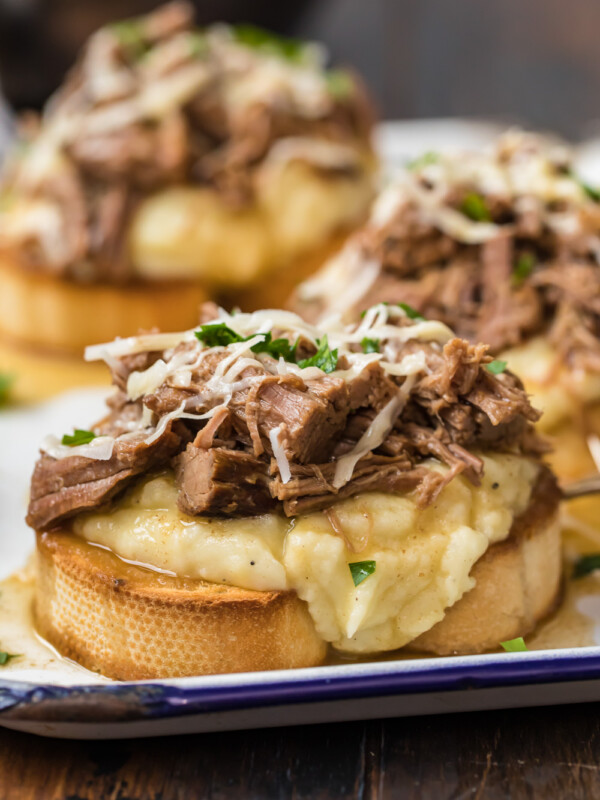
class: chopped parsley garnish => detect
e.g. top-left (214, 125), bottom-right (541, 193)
top-left (251, 332), bottom-right (297, 362)
top-left (0, 373), bottom-right (15, 406)
top-left (581, 181), bottom-right (600, 203)
top-left (297, 335), bottom-right (338, 373)
top-left (485, 360), bottom-right (507, 375)
top-left (195, 324), bottom-right (296, 361)
top-left (513, 252), bottom-right (536, 286)
top-left (349, 560), bottom-right (376, 587)
top-left (232, 24), bottom-right (306, 62)
top-left (408, 151), bottom-right (439, 170)
top-left (500, 637), bottom-right (527, 653)
top-left (570, 170), bottom-right (600, 202)
top-left (326, 69), bottom-right (354, 99)
top-left (62, 429), bottom-right (97, 447)
top-left (361, 337), bottom-right (380, 354)
top-left (573, 553), bottom-right (600, 579)
top-left (0, 649), bottom-right (20, 666)
top-left (195, 323), bottom-right (246, 348)
top-left (398, 302), bottom-right (425, 321)
top-left (110, 19), bottom-right (148, 60)
top-left (461, 192), bottom-right (491, 222)
top-left (188, 32), bottom-right (208, 59)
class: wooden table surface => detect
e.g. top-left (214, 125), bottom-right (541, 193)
top-left (1, 702), bottom-right (598, 799)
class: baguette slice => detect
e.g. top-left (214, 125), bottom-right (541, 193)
top-left (35, 531), bottom-right (327, 680)
top-left (0, 253), bottom-right (209, 356)
top-left (34, 470), bottom-right (562, 678)
top-left (410, 468), bottom-right (562, 655)
top-left (0, 228), bottom-right (351, 367)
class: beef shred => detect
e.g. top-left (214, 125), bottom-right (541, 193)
top-left (27, 307), bottom-right (546, 531)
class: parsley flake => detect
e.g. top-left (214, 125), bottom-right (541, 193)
top-left (398, 302), bottom-right (425, 321)
top-left (0, 649), bottom-right (20, 666)
top-left (361, 337), bottom-right (380, 354)
top-left (500, 637), bottom-right (527, 653)
top-left (62, 429), bottom-right (97, 447)
top-left (461, 192), bottom-right (491, 222)
top-left (570, 170), bottom-right (600, 202)
top-left (486, 360), bottom-right (507, 375)
top-left (188, 32), bottom-right (207, 59)
top-left (195, 323), bottom-right (245, 347)
top-left (297, 335), bottom-right (338, 373)
top-left (251, 332), bottom-right (297, 361)
top-left (195, 324), bottom-right (296, 361)
top-left (326, 69), bottom-right (354, 99)
top-left (513, 252), bottom-right (536, 286)
top-left (110, 19), bottom-right (148, 60)
top-left (407, 151), bottom-right (439, 170)
top-left (0, 372), bottom-right (15, 406)
top-left (232, 24), bottom-right (306, 62)
top-left (349, 560), bottom-right (376, 587)
top-left (573, 554), bottom-right (600, 579)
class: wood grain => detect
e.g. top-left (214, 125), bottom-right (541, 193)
top-left (1, 703), bottom-right (600, 799)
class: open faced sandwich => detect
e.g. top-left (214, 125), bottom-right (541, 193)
top-left (0, 1), bottom-right (374, 390)
top-left (295, 130), bottom-right (600, 516)
top-left (27, 303), bottom-right (561, 679)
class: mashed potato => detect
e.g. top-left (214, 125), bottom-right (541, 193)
top-left (130, 155), bottom-right (373, 287)
top-left (73, 453), bottom-right (539, 653)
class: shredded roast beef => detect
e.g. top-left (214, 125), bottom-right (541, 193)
top-left (293, 131), bottom-right (600, 373)
top-left (27, 422), bottom-right (188, 530)
top-left (1, 1), bottom-right (373, 283)
top-left (27, 307), bottom-right (546, 531)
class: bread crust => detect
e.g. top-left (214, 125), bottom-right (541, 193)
top-left (33, 469), bottom-right (562, 677)
top-left (0, 228), bottom-right (354, 365)
top-left (0, 253), bottom-right (209, 356)
top-left (35, 530), bottom-right (327, 680)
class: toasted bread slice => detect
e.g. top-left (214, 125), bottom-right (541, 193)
top-left (35, 531), bottom-right (327, 680)
top-left (34, 470), bottom-right (562, 678)
top-left (0, 253), bottom-right (209, 356)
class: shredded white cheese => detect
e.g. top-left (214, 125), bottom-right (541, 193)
top-left (332, 375), bottom-right (417, 489)
top-left (41, 434), bottom-right (115, 462)
top-left (47, 305), bottom-right (449, 463)
top-left (269, 425), bottom-right (291, 484)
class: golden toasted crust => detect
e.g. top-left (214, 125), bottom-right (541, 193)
top-left (0, 336), bottom-right (109, 403)
top-left (0, 253), bottom-right (210, 356)
top-left (0, 226), bottom-right (356, 366)
top-left (35, 531), bottom-right (327, 680)
top-left (34, 469), bottom-right (562, 677)
top-left (409, 468), bottom-right (563, 655)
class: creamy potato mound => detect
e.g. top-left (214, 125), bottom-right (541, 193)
top-left (129, 156), bottom-right (373, 287)
top-left (74, 453), bottom-right (539, 654)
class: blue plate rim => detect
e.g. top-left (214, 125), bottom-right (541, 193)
top-left (3, 647), bottom-right (600, 721)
